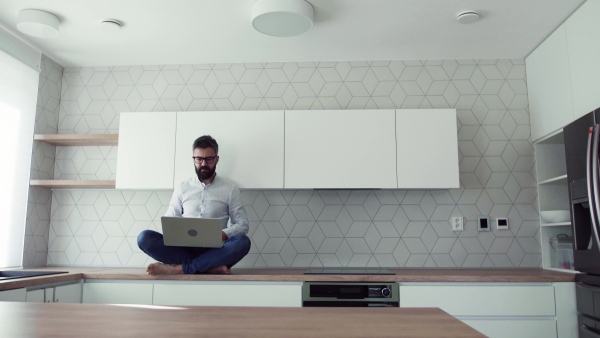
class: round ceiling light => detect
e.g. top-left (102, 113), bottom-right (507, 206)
top-left (17, 9), bottom-right (60, 38)
top-left (252, 0), bottom-right (314, 37)
top-left (456, 11), bottom-right (479, 24)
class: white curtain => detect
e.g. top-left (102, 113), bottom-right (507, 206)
top-left (0, 48), bottom-right (39, 268)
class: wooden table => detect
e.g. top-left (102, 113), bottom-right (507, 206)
top-left (0, 302), bottom-right (485, 337)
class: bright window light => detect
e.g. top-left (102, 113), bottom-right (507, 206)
top-left (0, 48), bottom-right (39, 268)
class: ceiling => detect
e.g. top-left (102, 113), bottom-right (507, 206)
top-left (0, 0), bottom-right (587, 67)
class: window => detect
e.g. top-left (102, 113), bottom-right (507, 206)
top-left (0, 48), bottom-right (39, 268)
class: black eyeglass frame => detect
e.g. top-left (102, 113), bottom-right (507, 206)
top-left (192, 156), bottom-right (217, 164)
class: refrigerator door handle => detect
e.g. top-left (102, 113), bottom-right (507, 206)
top-left (577, 281), bottom-right (600, 292)
top-left (589, 125), bottom-right (600, 250)
top-left (581, 324), bottom-right (600, 338)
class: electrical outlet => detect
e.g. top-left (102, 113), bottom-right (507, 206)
top-left (451, 216), bottom-right (463, 231)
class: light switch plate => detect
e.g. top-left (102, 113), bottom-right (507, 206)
top-left (496, 218), bottom-right (509, 230)
top-left (477, 216), bottom-right (490, 231)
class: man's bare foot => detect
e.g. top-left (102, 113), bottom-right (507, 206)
top-left (146, 263), bottom-right (183, 276)
top-left (206, 265), bottom-right (231, 274)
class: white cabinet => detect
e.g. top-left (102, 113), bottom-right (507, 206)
top-left (534, 131), bottom-right (574, 271)
top-left (173, 111), bottom-right (284, 189)
top-left (0, 288), bottom-right (26, 302)
top-left (566, 0), bottom-right (600, 120)
top-left (27, 282), bottom-right (82, 303)
top-left (116, 112), bottom-right (177, 189)
top-left (82, 281), bottom-right (153, 305)
top-left (526, 24), bottom-right (574, 142)
top-left (153, 281), bottom-right (302, 307)
top-left (399, 283), bottom-right (565, 338)
top-left (396, 109), bottom-right (459, 188)
top-left (284, 109), bottom-right (397, 189)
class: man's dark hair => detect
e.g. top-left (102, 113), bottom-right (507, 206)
top-left (192, 135), bottom-right (219, 155)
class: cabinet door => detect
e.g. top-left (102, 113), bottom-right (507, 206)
top-left (526, 24), bottom-right (574, 142)
top-left (25, 289), bottom-right (44, 303)
top-left (285, 109), bottom-right (397, 189)
top-left (0, 288), bottom-right (26, 302)
top-left (566, 0), bottom-right (600, 120)
top-left (174, 111), bottom-right (284, 189)
top-left (116, 112), bottom-right (177, 189)
top-left (53, 283), bottom-right (82, 303)
top-left (396, 109), bottom-right (459, 189)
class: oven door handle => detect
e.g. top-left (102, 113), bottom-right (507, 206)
top-left (587, 125), bottom-right (600, 250)
top-left (577, 282), bottom-right (600, 292)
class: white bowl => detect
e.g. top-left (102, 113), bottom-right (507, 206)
top-left (541, 210), bottom-right (570, 223)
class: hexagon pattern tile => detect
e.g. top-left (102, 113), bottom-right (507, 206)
top-left (24, 55), bottom-right (63, 267)
top-left (42, 59), bottom-right (541, 268)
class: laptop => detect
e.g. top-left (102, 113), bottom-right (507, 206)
top-left (161, 216), bottom-right (223, 248)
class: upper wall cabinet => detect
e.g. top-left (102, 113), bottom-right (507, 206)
top-left (116, 112), bottom-right (176, 190)
top-left (173, 111), bottom-right (285, 189)
top-left (284, 109), bottom-right (397, 189)
top-left (526, 24), bottom-right (574, 142)
top-left (396, 109), bottom-right (459, 189)
top-left (566, 0), bottom-right (600, 120)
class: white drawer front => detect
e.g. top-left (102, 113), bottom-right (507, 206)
top-left (464, 319), bottom-right (557, 338)
top-left (83, 282), bottom-right (153, 305)
top-left (400, 285), bottom-right (555, 316)
top-left (154, 282), bottom-right (301, 307)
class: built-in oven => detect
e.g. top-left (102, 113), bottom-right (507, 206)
top-left (302, 282), bottom-right (399, 307)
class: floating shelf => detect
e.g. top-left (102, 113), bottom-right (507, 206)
top-left (538, 174), bottom-right (567, 185)
top-left (540, 221), bottom-right (571, 227)
top-left (30, 180), bottom-right (116, 189)
top-left (544, 267), bottom-right (578, 274)
top-left (34, 134), bottom-right (118, 146)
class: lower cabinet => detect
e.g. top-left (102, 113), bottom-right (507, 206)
top-left (83, 281), bottom-right (153, 305)
top-left (26, 282), bottom-right (82, 303)
top-left (153, 281), bottom-right (302, 307)
top-left (398, 282), bottom-right (576, 338)
top-left (0, 288), bottom-right (26, 302)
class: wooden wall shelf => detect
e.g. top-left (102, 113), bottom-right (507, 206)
top-left (34, 134), bottom-right (118, 146)
top-left (30, 180), bottom-right (116, 189)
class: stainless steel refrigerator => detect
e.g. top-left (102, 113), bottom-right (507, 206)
top-left (564, 109), bottom-right (600, 337)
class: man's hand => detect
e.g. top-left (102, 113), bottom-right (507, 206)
top-left (222, 231), bottom-right (228, 241)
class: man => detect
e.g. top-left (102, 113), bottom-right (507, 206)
top-left (137, 135), bottom-right (251, 275)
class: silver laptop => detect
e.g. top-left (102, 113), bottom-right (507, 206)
top-left (161, 216), bottom-right (223, 248)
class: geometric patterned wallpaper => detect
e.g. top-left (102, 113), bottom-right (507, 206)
top-left (24, 55), bottom-right (63, 267)
top-left (44, 59), bottom-right (541, 268)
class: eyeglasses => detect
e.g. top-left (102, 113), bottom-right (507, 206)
top-left (192, 156), bottom-right (216, 164)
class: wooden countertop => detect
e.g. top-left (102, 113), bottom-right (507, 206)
top-left (0, 302), bottom-right (485, 338)
top-left (0, 267), bottom-right (575, 291)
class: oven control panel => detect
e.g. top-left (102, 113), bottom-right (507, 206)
top-left (302, 282), bottom-right (399, 307)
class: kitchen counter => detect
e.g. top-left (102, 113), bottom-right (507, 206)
top-left (0, 267), bottom-right (575, 291)
top-left (0, 302), bottom-right (484, 337)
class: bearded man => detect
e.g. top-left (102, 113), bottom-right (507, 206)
top-left (137, 135), bottom-right (251, 275)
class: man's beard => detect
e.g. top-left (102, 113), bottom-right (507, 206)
top-left (195, 165), bottom-right (215, 181)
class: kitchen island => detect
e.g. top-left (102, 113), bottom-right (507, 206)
top-left (0, 302), bottom-right (484, 337)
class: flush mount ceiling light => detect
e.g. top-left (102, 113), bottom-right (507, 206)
top-left (100, 19), bottom-right (122, 31)
top-left (456, 11), bottom-right (479, 24)
top-left (252, 0), bottom-right (314, 37)
top-left (17, 9), bottom-right (60, 38)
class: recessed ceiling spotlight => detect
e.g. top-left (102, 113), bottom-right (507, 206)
top-left (456, 11), bottom-right (479, 24)
top-left (17, 9), bottom-right (60, 38)
top-left (252, 0), bottom-right (314, 37)
top-left (100, 19), bottom-right (122, 31)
